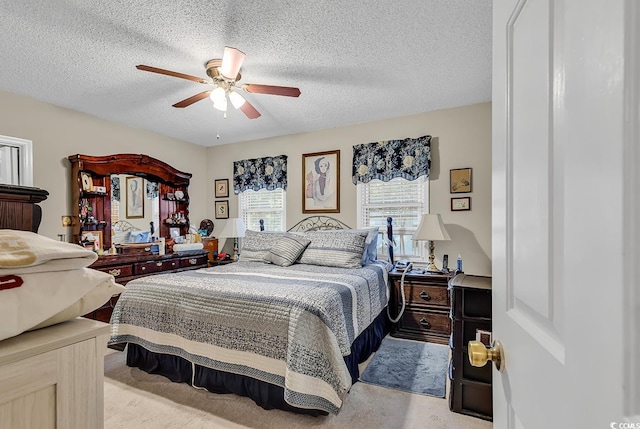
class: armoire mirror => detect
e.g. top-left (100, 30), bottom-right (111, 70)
top-left (68, 154), bottom-right (192, 250)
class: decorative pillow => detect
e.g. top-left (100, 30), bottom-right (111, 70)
top-left (129, 230), bottom-right (151, 243)
top-left (355, 227), bottom-right (379, 265)
top-left (298, 230), bottom-right (368, 268)
top-left (241, 230), bottom-right (287, 262)
top-left (264, 234), bottom-right (311, 267)
top-left (111, 230), bottom-right (131, 245)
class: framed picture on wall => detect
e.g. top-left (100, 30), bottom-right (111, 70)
top-left (126, 176), bottom-right (144, 218)
top-left (215, 179), bottom-right (229, 198)
top-left (302, 150), bottom-right (340, 213)
top-left (450, 168), bottom-right (472, 193)
top-left (451, 196), bottom-right (471, 211)
top-left (215, 200), bottom-right (229, 219)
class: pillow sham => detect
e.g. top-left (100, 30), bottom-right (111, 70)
top-left (298, 230), bottom-right (368, 269)
top-left (0, 229), bottom-right (97, 273)
top-left (112, 230), bottom-right (131, 245)
top-left (264, 233), bottom-right (311, 267)
top-left (0, 267), bottom-right (123, 341)
top-left (241, 230), bottom-right (288, 262)
top-left (129, 230), bottom-right (151, 243)
top-left (355, 227), bottom-right (379, 265)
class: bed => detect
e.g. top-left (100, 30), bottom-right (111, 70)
top-left (108, 216), bottom-right (395, 415)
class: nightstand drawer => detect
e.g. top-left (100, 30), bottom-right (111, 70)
top-left (136, 259), bottom-right (179, 275)
top-left (404, 283), bottom-right (450, 308)
top-left (398, 309), bottom-right (451, 337)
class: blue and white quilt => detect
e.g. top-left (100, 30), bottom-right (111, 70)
top-left (109, 261), bottom-right (389, 414)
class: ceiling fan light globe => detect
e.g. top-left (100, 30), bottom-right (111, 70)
top-left (209, 87), bottom-right (226, 104)
top-left (213, 97), bottom-right (227, 111)
top-left (229, 91), bottom-right (246, 109)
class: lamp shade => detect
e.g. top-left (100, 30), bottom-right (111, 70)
top-left (413, 214), bottom-right (451, 241)
top-left (219, 218), bottom-right (246, 239)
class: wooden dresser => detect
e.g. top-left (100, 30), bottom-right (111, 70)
top-left (449, 274), bottom-right (493, 420)
top-left (0, 184), bottom-right (48, 232)
top-left (0, 318), bottom-right (109, 429)
top-left (389, 270), bottom-right (452, 344)
top-left (84, 250), bottom-right (209, 322)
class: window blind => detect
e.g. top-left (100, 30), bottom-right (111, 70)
top-left (239, 188), bottom-right (285, 231)
top-left (358, 176), bottom-right (429, 260)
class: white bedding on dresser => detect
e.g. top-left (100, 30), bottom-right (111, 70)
top-left (0, 230), bottom-right (125, 341)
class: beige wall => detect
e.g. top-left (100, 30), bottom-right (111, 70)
top-left (0, 89), bottom-right (208, 241)
top-left (0, 89), bottom-right (490, 275)
top-left (207, 102), bottom-right (492, 276)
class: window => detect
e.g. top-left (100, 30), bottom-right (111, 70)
top-left (357, 176), bottom-right (429, 261)
top-left (0, 135), bottom-right (33, 186)
top-left (239, 188), bottom-right (286, 231)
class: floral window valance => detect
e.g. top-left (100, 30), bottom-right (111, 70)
top-left (233, 154), bottom-right (287, 194)
top-left (352, 135), bottom-right (431, 184)
top-left (111, 176), bottom-right (120, 201)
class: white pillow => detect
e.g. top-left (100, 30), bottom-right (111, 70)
top-left (0, 268), bottom-right (123, 341)
top-left (112, 230), bottom-right (131, 244)
top-left (30, 278), bottom-right (125, 330)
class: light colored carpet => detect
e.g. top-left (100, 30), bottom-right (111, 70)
top-left (104, 347), bottom-right (493, 429)
top-left (360, 337), bottom-right (449, 397)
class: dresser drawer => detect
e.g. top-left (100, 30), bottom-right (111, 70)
top-left (180, 254), bottom-right (208, 268)
top-left (135, 259), bottom-right (179, 275)
top-left (94, 264), bottom-right (133, 279)
top-left (398, 309), bottom-right (451, 340)
top-left (404, 283), bottom-right (450, 308)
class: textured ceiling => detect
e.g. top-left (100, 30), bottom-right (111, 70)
top-left (0, 1), bottom-right (492, 147)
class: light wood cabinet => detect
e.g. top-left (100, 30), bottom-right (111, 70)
top-left (0, 318), bottom-right (110, 429)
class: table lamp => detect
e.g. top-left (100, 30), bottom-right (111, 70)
top-left (413, 213), bottom-right (451, 272)
top-left (219, 218), bottom-right (246, 261)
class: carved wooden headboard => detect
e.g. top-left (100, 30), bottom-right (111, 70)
top-left (0, 184), bottom-right (49, 232)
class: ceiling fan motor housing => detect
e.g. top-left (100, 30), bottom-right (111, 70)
top-left (206, 59), bottom-right (241, 82)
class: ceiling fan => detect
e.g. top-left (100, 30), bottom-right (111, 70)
top-left (136, 46), bottom-right (301, 119)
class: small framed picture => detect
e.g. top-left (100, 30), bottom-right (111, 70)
top-left (450, 168), bottom-right (472, 193)
top-left (215, 200), bottom-right (229, 219)
top-left (81, 230), bottom-right (102, 250)
top-left (80, 172), bottom-right (93, 191)
top-left (215, 179), bottom-right (229, 198)
top-left (451, 196), bottom-right (471, 211)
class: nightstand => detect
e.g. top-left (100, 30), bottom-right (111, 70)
top-left (449, 274), bottom-right (492, 420)
top-left (388, 269), bottom-right (453, 344)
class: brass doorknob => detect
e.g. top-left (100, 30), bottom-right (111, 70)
top-left (468, 340), bottom-right (504, 371)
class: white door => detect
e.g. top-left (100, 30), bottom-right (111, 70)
top-left (492, 0), bottom-right (639, 428)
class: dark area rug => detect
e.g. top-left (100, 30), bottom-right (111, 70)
top-left (359, 336), bottom-right (449, 398)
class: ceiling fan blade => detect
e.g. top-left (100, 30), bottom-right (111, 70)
top-left (172, 90), bottom-right (212, 108)
top-left (136, 65), bottom-right (209, 84)
top-left (220, 47), bottom-right (246, 80)
top-left (242, 84), bottom-right (301, 97)
top-left (239, 100), bottom-right (261, 119)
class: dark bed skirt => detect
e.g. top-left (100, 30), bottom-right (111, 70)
top-left (126, 309), bottom-right (390, 416)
